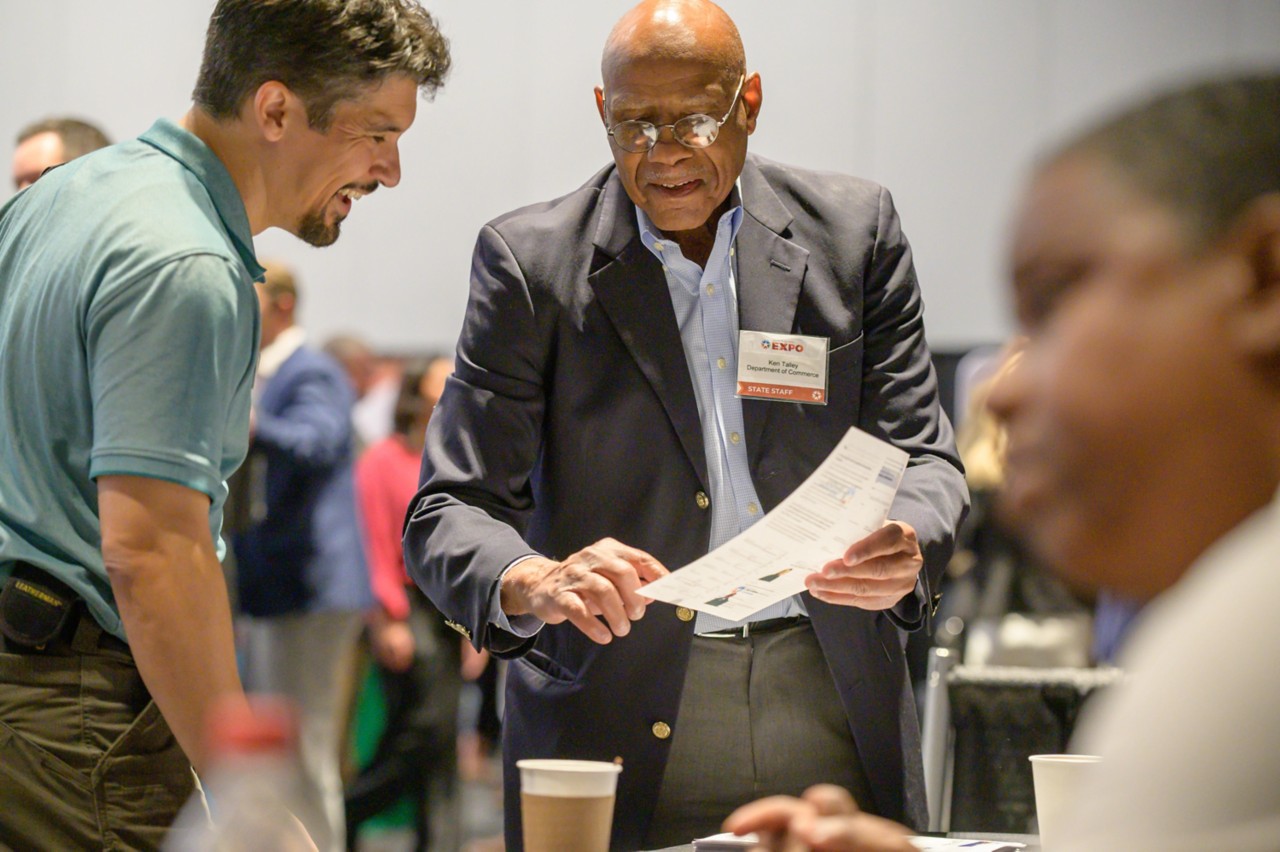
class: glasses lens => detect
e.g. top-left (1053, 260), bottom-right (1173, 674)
top-left (611, 121), bottom-right (657, 153)
top-left (673, 114), bottom-right (719, 149)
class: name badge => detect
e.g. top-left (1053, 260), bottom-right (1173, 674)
top-left (736, 331), bottom-right (829, 404)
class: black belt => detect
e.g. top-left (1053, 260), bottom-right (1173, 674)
top-left (1, 562), bottom-right (131, 657)
top-left (701, 614), bottom-right (809, 639)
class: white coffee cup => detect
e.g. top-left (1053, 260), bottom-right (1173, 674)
top-left (517, 759), bottom-right (622, 852)
top-left (1029, 753), bottom-right (1101, 850)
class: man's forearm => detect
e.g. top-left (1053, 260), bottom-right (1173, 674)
top-left (107, 542), bottom-right (246, 775)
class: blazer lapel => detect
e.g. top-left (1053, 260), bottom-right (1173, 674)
top-left (589, 175), bottom-right (709, 490)
top-left (736, 158), bottom-right (810, 468)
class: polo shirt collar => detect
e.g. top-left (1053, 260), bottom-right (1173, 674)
top-left (138, 118), bottom-right (265, 282)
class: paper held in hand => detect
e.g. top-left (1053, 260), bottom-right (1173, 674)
top-left (640, 427), bottom-right (908, 621)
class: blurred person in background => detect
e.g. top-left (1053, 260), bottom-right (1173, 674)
top-left (933, 346), bottom-right (1092, 668)
top-left (11, 116), bottom-right (110, 191)
top-left (325, 334), bottom-right (402, 448)
top-left (233, 261), bottom-right (374, 852)
top-left (346, 355), bottom-right (487, 851)
top-left (725, 70), bottom-right (1280, 852)
top-left (325, 335), bottom-right (380, 401)
top-left (0, 1), bottom-right (449, 847)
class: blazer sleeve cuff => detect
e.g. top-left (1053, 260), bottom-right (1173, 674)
top-left (885, 576), bottom-right (930, 632)
top-left (483, 554), bottom-right (546, 657)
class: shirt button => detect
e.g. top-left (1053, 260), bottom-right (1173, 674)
top-left (662, 265), bottom-right (668, 271)
top-left (729, 247), bottom-right (736, 257)
top-left (652, 721), bottom-right (672, 740)
top-left (747, 501), bottom-right (759, 515)
top-left (654, 241), bottom-right (664, 251)
top-left (730, 432), bottom-right (741, 444)
top-left (676, 606), bottom-right (695, 622)
top-left (706, 283), bottom-right (715, 296)
top-left (695, 491), bottom-right (710, 510)
top-left (717, 357), bottom-right (727, 370)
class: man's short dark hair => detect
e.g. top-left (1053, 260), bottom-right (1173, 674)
top-left (16, 118), bottom-right (111, 159)
top-left (1057, 71), bottom-right (1280, 247)
top-left (192, 0), bottom-right (451, 130)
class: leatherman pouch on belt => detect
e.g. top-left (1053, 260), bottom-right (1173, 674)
top-left (0, 564), bottom-right (78, 650)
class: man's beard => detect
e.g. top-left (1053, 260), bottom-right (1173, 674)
top-left (298, 208), bottom-right (340, 247)
top-left (296, 183), bottom-right (377, 247)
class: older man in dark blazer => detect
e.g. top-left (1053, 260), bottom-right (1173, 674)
top-left (404, 1), bottom-right (967, 848)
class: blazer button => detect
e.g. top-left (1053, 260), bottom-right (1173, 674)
top-left (675, 606), bottom-right (694, 622)
top-left (695, 491), bottom-right (710, 510)
top-left (652, 721), bottom-right (672, 740)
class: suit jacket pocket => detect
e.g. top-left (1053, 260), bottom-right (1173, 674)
top-left (828, 332), bottom-right (865, 375)
top-left (517, 648), bottom-right (578, 686)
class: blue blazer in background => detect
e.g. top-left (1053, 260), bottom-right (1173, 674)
top-left (233, 346), bottom-right (372, 617)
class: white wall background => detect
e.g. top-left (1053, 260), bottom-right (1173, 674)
top-left (3, 1), bottom-right (1279, 352)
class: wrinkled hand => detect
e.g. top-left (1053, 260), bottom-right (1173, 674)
top-left (805, 521), bottom-right (922, 610)
top-left (500, 538), bottom-right (669, 644)
top-left (369, 616), bottom-right (415, 672)
top-left (723, 784), bottom-right (915, 852)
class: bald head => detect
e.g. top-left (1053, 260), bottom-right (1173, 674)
top-left (603, 0), bottom-right (744, 88)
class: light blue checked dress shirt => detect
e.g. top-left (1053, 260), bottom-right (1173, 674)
top-left (636, 203), bottom-right (807, 634)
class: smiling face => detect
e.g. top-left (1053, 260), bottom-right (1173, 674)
top-left (987, 153), bottom-right (1279, 600)
top-left (278, 74), bottom-right (419, 247)
top-left (596, 58), bottom-right (758, 245)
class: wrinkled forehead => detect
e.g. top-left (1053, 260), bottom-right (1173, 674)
top-left (603, 56), bottom-right (737, 113)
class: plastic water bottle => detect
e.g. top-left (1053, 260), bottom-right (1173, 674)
top-left (164, 696), bottom-right (319, 851)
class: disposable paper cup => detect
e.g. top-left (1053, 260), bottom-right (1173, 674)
top-left (1029, 754), bottom-right (1101, 850)
top-left (517, 759), bottom-right (622, 852)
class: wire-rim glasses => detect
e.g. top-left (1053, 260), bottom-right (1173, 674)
top-left (606, 75), bottom-right (746, 154)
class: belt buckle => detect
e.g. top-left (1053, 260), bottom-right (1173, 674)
top-left (702, 621), bottom-right (753, 640)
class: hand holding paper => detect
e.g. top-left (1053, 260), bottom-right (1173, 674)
top-left (806, 520), bottom-right (923, 610)
top-left (640, 428), bottom-right (910, 621)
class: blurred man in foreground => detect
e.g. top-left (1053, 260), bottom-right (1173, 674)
top-left (726, 71), bottom-right (1280, 852)
top-left (0, 1), bottom-right (449, 847)
top-left (11, 116), bottom-right (110, 191)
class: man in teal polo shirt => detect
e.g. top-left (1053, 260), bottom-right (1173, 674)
top-left (0, 1), bottom-right (450, 847)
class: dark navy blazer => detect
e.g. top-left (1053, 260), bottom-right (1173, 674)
top-left (406, 156), bottom-right (969, 850)
top-left (234, 345), bottom-right (371, 617)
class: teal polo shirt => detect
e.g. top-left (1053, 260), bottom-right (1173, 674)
top-left (0, 118), bottom-right (264, 642)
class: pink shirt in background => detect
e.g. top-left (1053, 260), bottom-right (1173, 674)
top-left (355, 435), bottom-right (423, 621)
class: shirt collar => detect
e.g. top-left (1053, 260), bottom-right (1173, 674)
top-left (138, 118), bottom-right (265, 282)
top-left (257, 325), bottom-right (307, 380)
top-left (635, 183), bottom-right (745, 289)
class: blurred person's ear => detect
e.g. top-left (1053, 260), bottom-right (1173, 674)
top-left (1225, 194), bottom-right (1280, 364)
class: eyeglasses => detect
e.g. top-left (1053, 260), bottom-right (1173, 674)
top-left (606, 75), bottom-right (745, 154)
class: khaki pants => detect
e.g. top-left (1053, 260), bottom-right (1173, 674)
top-left (0, 616), bottom-right (195, 851)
